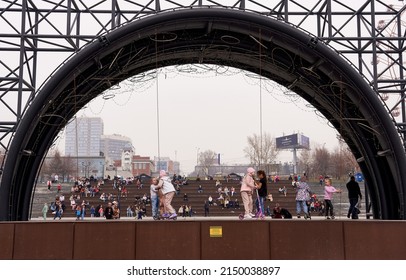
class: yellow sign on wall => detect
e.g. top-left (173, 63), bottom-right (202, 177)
top-left (209, 226), bottom-right (223, 237)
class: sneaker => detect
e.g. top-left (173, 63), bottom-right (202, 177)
top-left (169, 213), bottom-right (177, 219)
top-left (331, 215), bottom-right (335, 219)
top-left (244, 214), bottom-right (253, 219)
top-left (326, 216), bottom-right (331, 219)
top-left (297, 215), bottom-right (301, 218)
top-left (162, 213), bottom-right (170, 218)
top-left (249, 213), bottom-right (255, 217)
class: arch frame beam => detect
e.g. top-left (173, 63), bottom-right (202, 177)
top-left (0, 1), bottom-right (405, 220)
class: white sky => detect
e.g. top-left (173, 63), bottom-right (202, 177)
top-left (55, 67), bottom-right (340, 174)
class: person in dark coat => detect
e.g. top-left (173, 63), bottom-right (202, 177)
top-left (204, 200), bottom-right (210, 217)
top-left (346, 176), bottom-right (362, 219)
top-left (104, 202), bottom-right (114, 219)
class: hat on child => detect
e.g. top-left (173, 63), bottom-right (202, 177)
top-left (159, 170), bottom-right (167, 177)
top-left (247, 167), bottom-right (255, 174)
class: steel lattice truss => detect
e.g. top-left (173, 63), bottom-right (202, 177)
top-left (0, 0), bottom-right (405, 167)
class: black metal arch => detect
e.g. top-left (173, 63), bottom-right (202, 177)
top-left (1, 7), bottom-right (406, 220)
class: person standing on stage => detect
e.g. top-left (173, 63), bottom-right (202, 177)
top-left (240, 167), bottom-right (258, 219)
top-left (346, 176), bottom-right (362, 219)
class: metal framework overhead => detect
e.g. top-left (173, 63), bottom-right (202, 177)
top-left (0, 0), bottom-right (405, 220)
top-left (1, 0), bottom-right (405, 152)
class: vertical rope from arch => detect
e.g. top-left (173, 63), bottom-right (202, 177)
top-left (74, 75), bottom-right (79, 180)
top-left (259, 29), bottom-right (263, 171)
top-left (155, 35), bottom-right (161, 171)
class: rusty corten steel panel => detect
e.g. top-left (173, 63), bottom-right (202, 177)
top-left (201, 221), bottom-right (270, 260)
top-left (136, 221), bottom-right (200, 259)
top-left (7, 220), bottom-right (406, 260)
top-left (13, 222), bottom-right (74, 259)
top-left (0, 223), bottom-right (14, 259)
top-left (270, 220), bottom-right (345, 259)
top-left (344, 221), bottom-right (406, 259)
top-left (73, 221), bottom-right (136, 259)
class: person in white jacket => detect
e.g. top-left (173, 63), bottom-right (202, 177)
top-left (240, 167), bottom-right (258, 219)
top-left (156, 170), bottom-right (177, 219)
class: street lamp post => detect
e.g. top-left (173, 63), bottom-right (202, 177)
top-left (196, 147), bottom-right (200, 165)
top-left (100, 161), bottom-right (105, 180)
top-left (195, 147), bottom-right (200, 176)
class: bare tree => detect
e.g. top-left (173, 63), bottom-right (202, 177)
top-left (311, 145), bottom-right (330, 177)
top-left (198, 149), bottom-right (218, 176)
top-left (299, 148), bottom-right (312, 177)
top-left (330, 141), bottom-right (359, 179)
top-left (342, 144), bottom-right (360, 175)
top-left (48, 149), bottom-right (64, 178)
top-left (61, 156), bottom-right (76, 182)
top-left (44, 149), bottom-right (77, 182)
top-left (243, 132), bottom-right (279, 169)
top-left (330, 146), bottom-right (346, 180)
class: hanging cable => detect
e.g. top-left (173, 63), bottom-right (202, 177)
top-left (259, 29), bottom-right (263, 170)
top-left (74, 75), bottom-right (79, 179)
top-left (155, 36), bottom-right (161, 169)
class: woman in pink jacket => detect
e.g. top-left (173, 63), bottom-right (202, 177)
top-left (240, 167), bottom-right (258, 219)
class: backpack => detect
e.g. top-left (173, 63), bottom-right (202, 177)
top-left (50, 202), bottom-right (56, 211)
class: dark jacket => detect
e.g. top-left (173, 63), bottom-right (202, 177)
top-left (346, 179), bottom-right (362, 199)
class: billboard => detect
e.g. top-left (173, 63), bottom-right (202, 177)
top-left (276, 134), bottom-right (310, 150)
top-left (299, 134), bottom-right (310, 149)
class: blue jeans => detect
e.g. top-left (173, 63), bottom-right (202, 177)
top-left (257, 196), bottom-right (265, 214)
top-left (151, 196), bottom-right (159, 217)
top-left (54, 209), bottom-right (62, 219)
top-left (296, 200), bottom-right (308, 216)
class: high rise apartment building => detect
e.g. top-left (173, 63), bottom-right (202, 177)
top-left (65, 117), bottom-right (104, 157)
top-left (100, 134), bottom-right (133, 162)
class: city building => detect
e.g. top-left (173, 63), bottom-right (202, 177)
top-left (65, 117), bottom-right (104, 157)
top-left (132, 155), bottom-right (154, 176)
top-left (154, 156), bottom-right (180, 176)
top-left (100, 134), bottom-right (132, 163)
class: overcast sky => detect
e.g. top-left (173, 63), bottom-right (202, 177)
top-left (55, 67), bottom-right (340, 174)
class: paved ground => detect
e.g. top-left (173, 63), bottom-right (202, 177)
top-left (30, 213), bottom-right (368, 221)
